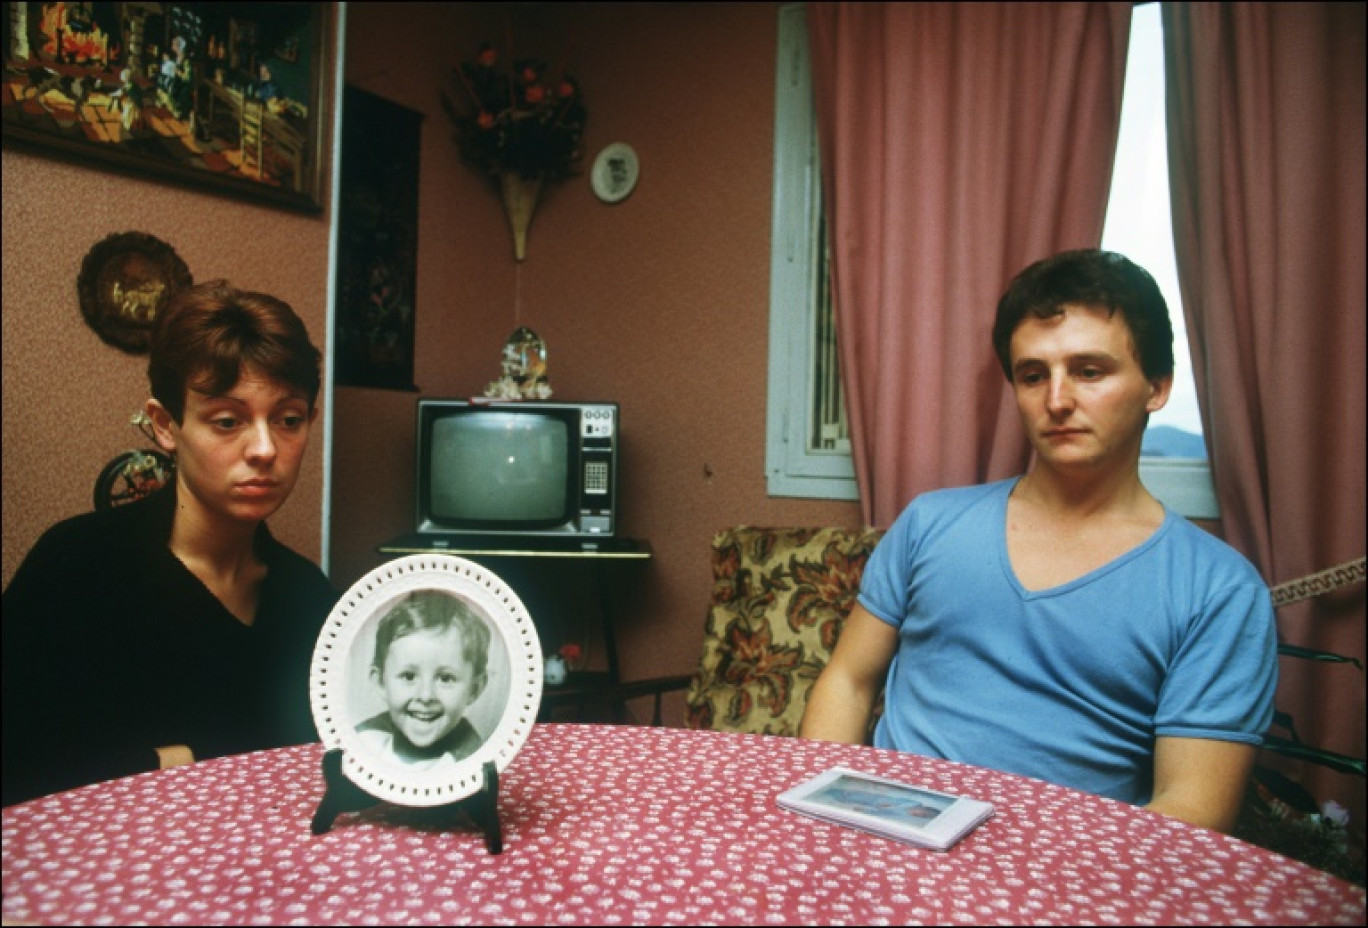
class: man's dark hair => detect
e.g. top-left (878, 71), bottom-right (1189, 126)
top-left (148, 280), bottom-right (321, 423)
top-left (991, 249), bottom-right (1175, 381)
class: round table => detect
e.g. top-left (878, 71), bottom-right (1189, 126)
top-left (3, 724), bottom-right (1363, 925)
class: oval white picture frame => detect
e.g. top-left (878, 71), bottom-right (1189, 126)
top-left (310, 554), bottom-right (543, 807)
top-left (591, 142), bottom-right (640, 203)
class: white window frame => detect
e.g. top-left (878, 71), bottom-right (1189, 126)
top-left (764, 2), bottom-right (1219, 519)
top-left (765, 3), bottom-right (857, 501)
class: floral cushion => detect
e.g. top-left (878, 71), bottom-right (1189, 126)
top-left (684, 526), bottom-right (885, 736)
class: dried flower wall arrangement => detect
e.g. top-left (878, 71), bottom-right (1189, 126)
top-left (441, 41), bottom-right (587, 260)
top-left (441, 41), bottom-right (587, 183)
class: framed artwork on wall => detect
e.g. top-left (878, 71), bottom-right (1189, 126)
top-left (1, 2), bottom-right (329, 212)
top-left (332, 84), bottom-right (422, 391)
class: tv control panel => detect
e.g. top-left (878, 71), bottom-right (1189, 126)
top-left (580, 404), bottom-right (617, 533)
top-left (581, 405), bottom-right (616, 439)
top-left (584, 461), bottom-right (610, 495)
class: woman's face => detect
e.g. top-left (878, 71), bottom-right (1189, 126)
top-left (148, 365), bottom-right (316, 527)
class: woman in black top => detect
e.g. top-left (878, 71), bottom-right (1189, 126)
top-left (2, 281), bottom-right (339, 806)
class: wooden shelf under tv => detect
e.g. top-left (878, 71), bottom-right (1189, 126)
top-left (377, 538), bottom-right (652, 560)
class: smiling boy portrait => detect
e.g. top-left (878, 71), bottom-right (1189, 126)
top-left (355, 589), bottom-right (491, 769)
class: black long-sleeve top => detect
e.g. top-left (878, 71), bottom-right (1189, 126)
top-left (2, 486), bottom-right (339, 806)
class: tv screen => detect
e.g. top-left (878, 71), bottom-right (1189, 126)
top-left (429, 411), bottom-right (570, 524)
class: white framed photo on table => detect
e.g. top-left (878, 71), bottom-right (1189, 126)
top-left (310, 554), bottom-right (543, 808)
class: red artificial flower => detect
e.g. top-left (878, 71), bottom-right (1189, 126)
top-left (558, 642), bottom-right (583, 664)
top-left (478, 44), bottom-right (497, 67)
top-left (524, 84), bottom-right (545, 104)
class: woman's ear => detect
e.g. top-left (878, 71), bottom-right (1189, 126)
top-left (144, 399), bottom-right (178, 454)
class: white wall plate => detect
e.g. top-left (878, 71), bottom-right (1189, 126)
top-left (591, 142), bottom-right (640, 203)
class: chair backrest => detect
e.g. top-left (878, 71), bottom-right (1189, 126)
top-left (684, 526), bottom-right (884, 735)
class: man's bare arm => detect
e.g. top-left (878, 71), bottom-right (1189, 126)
top-left (1145, 735), bottom-right (1258, 833)
top-left (799, 603), bottom-right (899, 744)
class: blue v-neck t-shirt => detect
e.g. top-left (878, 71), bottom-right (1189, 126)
top-left (859, 478), bottom-right (1277, 805)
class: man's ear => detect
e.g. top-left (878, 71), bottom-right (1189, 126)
top-left (370, 666), bottom-right (383, 689)
top-left (1146, 374), bottom-right (1174, 414)
top-left (144, 399), bottom-right (178, 454)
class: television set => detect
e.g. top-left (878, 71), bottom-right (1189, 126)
top-left (412, 399), bottom-right (618, 548)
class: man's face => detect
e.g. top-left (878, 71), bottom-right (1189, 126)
top-left (147, 365), bottom-right (315, 526)
top-left (373, 627), bottom-right (481, 749)
top-left (1008, 303), bottom-right (1172, 475)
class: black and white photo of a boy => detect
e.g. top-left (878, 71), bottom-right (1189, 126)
top-left (355, 590), bottom-right (490, 768)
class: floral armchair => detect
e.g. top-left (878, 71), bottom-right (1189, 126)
top-left (681, 526), bottom-right (885, 736)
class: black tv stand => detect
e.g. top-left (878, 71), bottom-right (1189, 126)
top-left (381, 534), bottom-right (644, 557)
top-left (578, 537), bottom-right (641, 553)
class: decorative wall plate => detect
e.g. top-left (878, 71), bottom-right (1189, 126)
top-left (310, 554), bottom-right (543, 807)
top-left (76, 231), bottom-right (193, 354)
top-left (93, 449), bottom-right (176, 511)
top-left (591, 143), bottom-right (640, 203)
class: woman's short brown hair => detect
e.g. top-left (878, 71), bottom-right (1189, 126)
top-left (147, 280), bottom-right (321, 422)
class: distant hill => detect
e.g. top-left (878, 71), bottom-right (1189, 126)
top-left (1142, 425), bottom-right (1207, 459)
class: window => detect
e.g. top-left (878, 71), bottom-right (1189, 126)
top-left (1101, 2), bottom-right (1218, 519)
top-left (765, 4), bottom-right (856, 500)
top-left (765, 2), bottom-right (1219, 518)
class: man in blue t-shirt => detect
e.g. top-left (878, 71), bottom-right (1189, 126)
top-left (800, 249), bottom-right (1277, 834)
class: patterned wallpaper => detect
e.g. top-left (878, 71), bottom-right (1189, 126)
top-left (326, 4), bottom-right (864, 729)
top-left (1, 139), bottom-right (335, 587)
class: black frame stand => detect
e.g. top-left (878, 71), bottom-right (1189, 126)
top-left (310, 749), bottom-right (504, 854)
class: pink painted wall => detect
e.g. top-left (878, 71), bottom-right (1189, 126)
top-left (330, 2), bottom-right (861, 726)
top-left (2, 6), bottom-right (339, 587)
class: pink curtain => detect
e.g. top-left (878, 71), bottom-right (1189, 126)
top-left (807, 2), bottom-right (1133, 527)
top-left (1163, 2), bottom-right (1366, 826)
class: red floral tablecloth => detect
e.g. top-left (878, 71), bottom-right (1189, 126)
top-left (3, 724), bottom-right (1363, 925)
